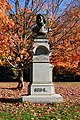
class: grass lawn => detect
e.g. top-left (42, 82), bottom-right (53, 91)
top-left (0, 82), bottom-right (80, 120)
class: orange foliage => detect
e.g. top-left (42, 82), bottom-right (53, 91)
top-left (49, 5), bottom-right (80, 75)
top-left (0, 0), bottom-right (80, 76)
top-left (0, 0), bottom-right (34, 69)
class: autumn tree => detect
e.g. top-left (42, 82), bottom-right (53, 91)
top-left (0, 0), bottom-right (80, 89)
top-left (0, 0), bottom-right (51, 89)
top-left (0, 0), bottom-right (15, 66)
top-left (48, 0), bottom-right (80, 75)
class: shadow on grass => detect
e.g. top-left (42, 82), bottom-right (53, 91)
top-left (0, 98), bottom-right (21, 103)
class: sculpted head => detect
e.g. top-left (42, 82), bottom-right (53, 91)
top-left (36, 14), bottom-right (46, 26)
top-left (32, 14), bottom-right (47, 34)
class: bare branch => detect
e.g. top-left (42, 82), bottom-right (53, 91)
top-left (15, 0), bottom-right (20, 14)
top-left (5, 56), bottom-right (16, 68)
top-left (54, 18), bottom-right (80, 46)
top-left (25, 0), bottom-right (30, 8)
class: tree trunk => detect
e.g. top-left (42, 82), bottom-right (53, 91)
top-left (17, 68), bottom-right (24, 89)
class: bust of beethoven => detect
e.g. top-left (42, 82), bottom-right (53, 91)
top-left (36, 14), bottom-right (46, 27)
top-left (36, 14), bottom-right (47, 33)
top-left (32, 14), bottom-right (47, 34)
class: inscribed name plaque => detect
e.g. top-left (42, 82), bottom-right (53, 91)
top-left (33, 55), bottom-right (49, 63)
top-left (31, 84), bottom-right (55, 95)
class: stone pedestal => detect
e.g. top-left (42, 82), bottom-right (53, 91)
top-left (21, 94), bottom-right (62, 103)
top-left (21, 34), bottom-right (63, 103)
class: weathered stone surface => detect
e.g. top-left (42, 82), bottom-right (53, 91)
top-left (21, 94), bottom-right (63, 103)
top-left (33, 55), bottom-right (49, 63)
top-left (33, 63), bottom-right (49, 84)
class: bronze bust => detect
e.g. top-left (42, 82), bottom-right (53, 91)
top-left (32, 14), bottom-right (47, 34)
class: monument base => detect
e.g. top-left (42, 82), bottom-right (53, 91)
top-left (21, 94), bottom-right (63, 103)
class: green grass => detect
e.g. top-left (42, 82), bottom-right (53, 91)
top-left (0, 82), bottom-right (80, 119)
top-left (0, 112), bottom-right (18, 120)
top-left (0, 101), bottom-right (80, 120)
top-left (21, 112), bottom-right (37, 120)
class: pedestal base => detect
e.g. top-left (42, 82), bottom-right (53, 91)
top-left (21, 94), bottom-right (63, 103)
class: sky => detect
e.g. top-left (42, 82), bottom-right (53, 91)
top-left (8, 0), bottom-right (72, 14)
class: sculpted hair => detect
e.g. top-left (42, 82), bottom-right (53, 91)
top-left (36, 14), bottom-right (46, 25)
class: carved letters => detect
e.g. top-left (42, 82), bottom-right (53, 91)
top-left (34, 88), bottom-right (47, 92)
